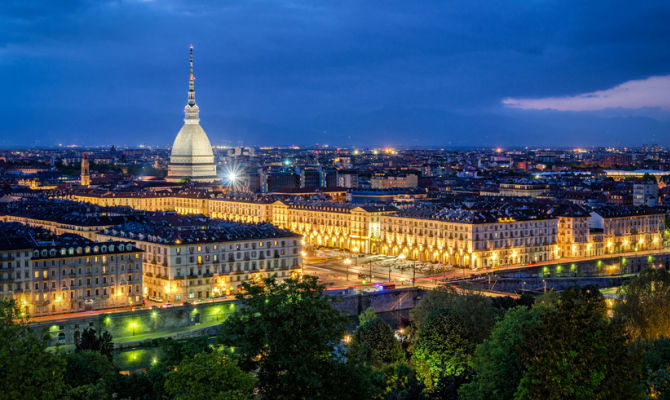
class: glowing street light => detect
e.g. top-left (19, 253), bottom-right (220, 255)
top-left (398, 253), bottom-right (416, 286)
top-left (226, 171), bottom-right (238, 184)
top-left (344, 258), bottom-right (352, 281)
top-left (129, 321), bottom-right (138, 336)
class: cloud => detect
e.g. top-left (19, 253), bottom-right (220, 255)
top-left (502, 75), bottom-right (670, 111)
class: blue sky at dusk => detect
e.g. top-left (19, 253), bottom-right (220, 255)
top-left (1, 0), bottom-right (670, 147)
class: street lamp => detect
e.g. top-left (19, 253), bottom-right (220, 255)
top-left (344, 258), bottom-right (352, 281)
top-left (399, 253), bottom-right (416, 286)
top-left (130, 321), bottom-right (137, 336)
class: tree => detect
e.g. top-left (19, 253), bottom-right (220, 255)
top-left (516, 286), bottom-right (643, 400)
top-left (349, 317), bottom-right (404, 368)
top-left (76, 328), bottom-right (114, 361)
top-left (490, 292), bottom-right (535, 310)
top-left (107, 372), bottom-right (156, 400)
top-left (218, 276), bottom-right (354, 399)
top-left (164, 351), bottom-right (256, 400)
top-left (0, 299), bottom-right (67, 400)
top-left (459, 306), bottom-right (543, 400)
top-left (636, 336), bottom-right (670, 399)
top-left (358, 306), bottom-right (378, 326)
top-left (122, 337), bottom-right (213, 400)
top-left (615, 268), bottom-right (670, 339)
top-left (410, 287), bottom-right (500, 344)
top-left (380, 362), bottom-right (424, 400)
top-left (65, 350), bottom-right (116, 400)
top-left (411, 308), bottom-right (475, 394)
top-left (156, 336), bottom-right (211, 367)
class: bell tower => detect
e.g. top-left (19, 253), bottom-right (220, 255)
top-left (80, 153), bottom-right (90, 187)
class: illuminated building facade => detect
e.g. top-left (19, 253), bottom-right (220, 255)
top-left (0, 236), bottom-right (32, 316)
top-left (497, 182), bottom-right (549, 197)
top-left (61, 190), bottom-right (667, 269)
top-left (80, 153), bottom-right (90, 187)
top-left (97, 219), bottom-right (301, 303)
top-left (0, 222), bottom-right (143, 317)
top-left (370, 173), bottom-right (418, 189)
top-left (380, 211), bottom-right (557, 268)
top-left (590, 207), bottom-right (665, 255)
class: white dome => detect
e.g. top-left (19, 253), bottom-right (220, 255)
top-left (166, 46), bottom-right (218, 183)
top-left (169, 122), bottom-right (215, 164)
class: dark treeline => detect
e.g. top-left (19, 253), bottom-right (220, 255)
top-left (2, 270), bottom-right (670, 400)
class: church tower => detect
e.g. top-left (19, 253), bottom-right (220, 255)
top-left (80, 153), bottom-right (90, 187)
top-left (167, 45), bottom-right (218, 183)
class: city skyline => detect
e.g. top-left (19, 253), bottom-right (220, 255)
top-left (3, 3), bottom-right (670, 399)
top-left (2, 0), bottom-right (670, 147)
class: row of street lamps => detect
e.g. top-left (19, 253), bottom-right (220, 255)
top-left (342, 251), bottom-right (416, 286)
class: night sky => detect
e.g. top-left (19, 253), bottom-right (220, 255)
top-left (2, 0), bottom-right (670, 148)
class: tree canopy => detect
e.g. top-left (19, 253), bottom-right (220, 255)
top-left (76, 327), bottom-right (114, 361)
top-left (0, 300), bottom-right (67, 400)
top-left (615, 268), bottom-right (670, 339)
top-left (459, 306), bottom-right (543, 400)
top-left (412, 308), bottom-right (475, 394)
top-left (164, 351), bottom-right (256, 400)
top-left (348, 317), bottom-right (404, 368)
top-left (218, 275), bottom-right (357, 399)
top-left (410, 287), bottom-right (501, 344)
top-left (516, 286), bottom-right (642, 400)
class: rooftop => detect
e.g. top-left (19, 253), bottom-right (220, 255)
top-left (0, 222), bottom-right (138, 257)
top-left (101, 216), bottom-right (299, 245)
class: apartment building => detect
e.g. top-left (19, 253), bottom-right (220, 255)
top-left (0, 222), bottom-right (143, 316)
top-left (97, 217), bottom-right (301, 303)
top-left (60, 189), bottom-right (667, 269)
top-left (381, 207), bottom-right (557, 268)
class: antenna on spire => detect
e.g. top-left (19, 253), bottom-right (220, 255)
top-left (187, 45), bottom-right (196, 106)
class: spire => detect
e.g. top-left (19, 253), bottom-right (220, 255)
top-left (184, 44), bottom-right (200, 123)
top-left (188, 44), bottom-right (196, 107)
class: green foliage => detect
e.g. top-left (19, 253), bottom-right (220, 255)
top-left (107, 372), bottom-right (155, 400)
top-left (490, 293), bottom-right (535, 310)
top-left (349, 317), bottom-right (404, 368)
top-left (516, 286), bottom-right (643, 400)
top-left (76, 328), bottom-right (114, 361)
top-left (411, 308), bottom-right (475, 393)
top-left (636, 336), bottom-right (670, 399)
top-left (65, 350), bottom-right (116, 398)
top-left (119, 337), bottom-right (213, 400)
top-left (615, 268), bottom-right (670, 339)
top-left (358, 306), bottom-right (378, 326)
top-left (218, 275), bottom-right (353, 399)
top-left (156, 336), bottom-right (212, 367)
top-left (410, 287), bottom-right (456, 329)
top-left (410, 287), bottom-right (501, 344)
top-left (164, 351), bottom-right (256, 400)
top-left (380, 362), bottom-right (424, 400)
top-left (0, 299), bottom-right (67, 400)
top-left (459, 306), bottom-right (543, 400)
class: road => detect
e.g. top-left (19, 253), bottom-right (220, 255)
top-left (302, 247), bottom-right (670, 289)
top-left (301, 249), bottom-right (464, 289)
top-left (32, 247), bottom-right (670, 324)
